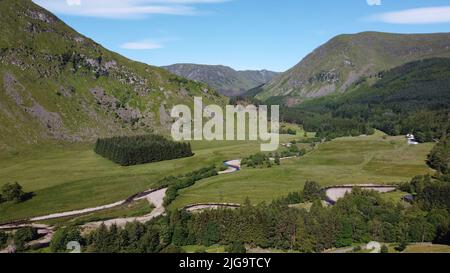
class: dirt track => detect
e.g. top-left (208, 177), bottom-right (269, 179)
top-left (218, 160), bottom-right (241, 174)
top-left (185, 203), bottom-right (241, 213)
top-left (325, 184), bottom-right (397, 203)
top-left (83, 188), bottom-right (167, 229)
top-left (0, 158), bottom-right (244, 251)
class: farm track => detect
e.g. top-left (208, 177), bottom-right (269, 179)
top-left (82, 188), bottom-right (167, 229)
top-left (0, 158), bottom-right (244, 252)
top-left (0, 187), bottom-right (167, 228)
top-left (324, 184), bottom-right (397, 204)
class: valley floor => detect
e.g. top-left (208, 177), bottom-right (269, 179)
top-left (0, 130), bottom-right (433, 223)
top-left (0, 137), bottom-right (287, 223)
top-left (170, 132), bottom-right (433, 209)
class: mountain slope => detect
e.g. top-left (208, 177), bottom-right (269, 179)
top-left (163, 63), bottom-right (279, 96)
top-left (258, 32), bottom-right (450, 104)
top-left (0, 0), bottom-right (225, 152)
top-left (281, 58), bottom-right (450, 141)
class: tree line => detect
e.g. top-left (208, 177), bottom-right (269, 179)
top-left (50, 179), bottom-right (449, 253)
top-left (48, 172), bottom-right (450, 254)
top-left (94, 135), bottom-right (193, 166)
top-left (241, 153), bottom-right (273, 168)
top-left (241, 145), bottom-right (306, 169)
top-left (160, 166), bottom-right (218, 207)
top-left (427, 134), bottom-right (450, 181)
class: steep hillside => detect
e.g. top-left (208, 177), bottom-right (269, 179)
top-left (163, 63), bottom-right (279, 96)
top-left (281, 58), bottom-right (450, 141)
top-left (0, 0), bottom-right (225, 152)
top-left (258, 32), bottom-right (450, 104)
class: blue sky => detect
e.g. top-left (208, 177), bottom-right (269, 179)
top-left (33, 0), bottom-right (450, 72)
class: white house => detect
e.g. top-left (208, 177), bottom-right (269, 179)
top-left (406, 134), bottom-right (419, 145)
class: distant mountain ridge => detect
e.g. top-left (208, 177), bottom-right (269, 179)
top-left (258, 31), bottom-right (450, 105)
top-left (0, 0), bottom-right (225, 152)
top-left (163, 63), bottom-right (279, 96)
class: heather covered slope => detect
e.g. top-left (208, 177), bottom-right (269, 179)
top-left (258, 31), bottom-right (450, 104)
top-left (0, 0), bottom-right (225, 152)
top-left (163, 63), bottom-right (279, 96)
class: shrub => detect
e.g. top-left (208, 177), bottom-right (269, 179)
top-left (394, 241), bottom-right (408, 252)
top-left (381, 245), bottom-right (389, 253)
top-left (50, 227), bottom-right (83, 253)
top-left (353, 246), bottom-right (362, 252)
top-left (274, 191), bottom-right (302, 206)
top-left (163, 165), bottom-right (218, 207)
top-left (280, 128), bottom-right (297, 135)
top-left (242, 153), bottom-right (272, 168)
top-left (303, 181), bottom-right (323, 201)
top-left (0, 231), bottom-right (8, 249)
top-left (226, 242), bottom-right (246, 254)
top-left (14, 227), bottom-right (39, 251)
top-left (160, 245), bottom-right (186, 253)
top-left (1, 182), bottom-right (26, 203)
top-left (274, 155), bottom-right (281, 165)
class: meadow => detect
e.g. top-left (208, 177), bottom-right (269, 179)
top-left (170, 132), bottom-right (433, 209)
top-left (0, 132), bottom-right (297, 223)
top-left (0, 129), bottom-right (433, 223)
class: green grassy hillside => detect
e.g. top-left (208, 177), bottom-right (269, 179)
top-left (0, 0), bottom-right (226, 153)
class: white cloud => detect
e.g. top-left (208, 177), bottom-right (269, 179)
top-left (370, 6), bottom-right (450, 24)
top-left (33, 0), bottom-right (230, 19)
top-left (121, 40), bottom-right (164, 50)
top-left (66, 0), bottom-right (81, 6)
top-left (367, 0), bottom-right (381, 6)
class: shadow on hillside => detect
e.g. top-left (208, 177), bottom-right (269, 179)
top-left (21, 192), bottom-right (35, 203)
